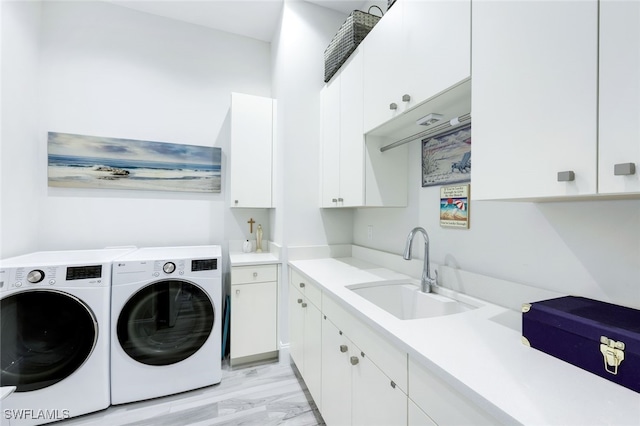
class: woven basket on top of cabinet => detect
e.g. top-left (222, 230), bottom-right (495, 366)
top-left (324, 10), bottom-right (381, 83)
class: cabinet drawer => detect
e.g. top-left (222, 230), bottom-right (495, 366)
top-left (232, 265), bottom-right (277, 284)
top-left (408, 357), bottom-right (499, 425)
top-left (290, 268), bottom-right (322, 308)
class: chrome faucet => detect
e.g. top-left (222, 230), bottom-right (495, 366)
top-left (403, 227), bottom-right (436, 293)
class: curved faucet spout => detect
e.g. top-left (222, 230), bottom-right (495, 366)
top-left (403, 227), bottom-right (436, 293)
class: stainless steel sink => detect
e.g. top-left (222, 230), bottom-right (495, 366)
top-left (347, 282), bottom-right (477, 320)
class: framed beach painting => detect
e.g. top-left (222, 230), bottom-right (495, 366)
top-left (48, 132), bottom-right (221, 193)
top-left (422, 123), bottom-right (471, 187)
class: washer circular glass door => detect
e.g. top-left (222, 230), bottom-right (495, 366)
top-left (117, 280), bottom-right (214, 366)
top-left (0, 290), bottom-right (98, 392)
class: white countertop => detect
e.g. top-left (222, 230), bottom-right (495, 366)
top-left (229, 251), bottom-right (280, 266)
top-left (289, 257), bottom-right (640, 425)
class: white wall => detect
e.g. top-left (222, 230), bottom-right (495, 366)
top-left (271, 0), bottom-right (357, 345)
top-left (354, 142), bottom-right (640, 309)
top-left (271, 0), bottom-right (354, 249)
top-left (1, 1), bottom-right (42, 258)
top-left (0, 1), bottom-right (273, 257)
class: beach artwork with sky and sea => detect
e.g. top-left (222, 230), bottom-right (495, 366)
top-left (48, 132), bottom-right (221, 193)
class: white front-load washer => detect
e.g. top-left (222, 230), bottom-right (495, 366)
top-left (0, 248), bottom-right (136, 426)
top-left (110, 245), bottom-right (222, 405)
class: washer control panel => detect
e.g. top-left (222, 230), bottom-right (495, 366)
top-left (0, 264), bottom-right (104, 292)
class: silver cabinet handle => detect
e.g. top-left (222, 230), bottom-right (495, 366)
top-left (557, 171), bottom-right (575, 182)
top-left (340, 344), bottom-right (348, 353)
top-left (402, 94), bottom-right (411, 102)
top-left (614, 163), bottom-right (636, 176)
top-left (350, 356), bottom-right (359, 365)
top-left (389, 103), bottom-right (397, 110)
top-left (297, 298), bottom-right (303, 304)
top-left (299, 283), bottom-right (305, 288)
top-left (301, 302), bottom-right (307, 308)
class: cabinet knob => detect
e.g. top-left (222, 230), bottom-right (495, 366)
top-left (402, 94), bottom-right (411, 102)
top-left (301, 302), bottom-right (308, 308)
top-left (234, 200), bottom-right (239, 204)
top-left (389, 103), bottom-right (398, 110)
top-left (332, 198), bottom-right (338, 203)
top-left (557, 171), bottom-right (575, 182)
top-left (614, 163), bottom-right (636, 176)
top-left (297, 298), bottom-right (303, 304)
top-left (340, 344), bottom-right (348, 353)
top-left (350, 356), bottom-right (359, 365)
top-left (236, 289), bottom-right (240, 295)
top-left (253, 272), bottom-right (258, 278)
top-left (390, 381), bottom-right (396, 389)
top-left (337, 197), bottom-right (344, 202)
top-left (299, 283), bottom-right (305, 288)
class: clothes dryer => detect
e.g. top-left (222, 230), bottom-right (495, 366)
top-left (110, 246), bottom-right (222, 404)
top-left (0, 248), bottom-right (136, 426)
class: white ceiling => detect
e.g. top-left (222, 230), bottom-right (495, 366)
top-left (104, 1), bottom-right (370, 43)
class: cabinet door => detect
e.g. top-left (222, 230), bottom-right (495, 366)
top-left (230, 93), bottom-right (273, 208)
top-left (304, 301), bottom-right (323, 409)
top-left (599, 0), bottom-right (640, 194)
top-left (403, 0), bottom-right (470, 109)
top-left (288, 283), bottom-right (305, 370)
top-left (320, 77), bottom-right (341, 207)
top-left (362, 0), bottom-right (404, 133)
top-left (408, 399), bottom-right (437, 426)
top-left (339, 48), bottom-right (365, 207)
top-left (321, 318), bottom-right (352, 426)
top-left (409, 357), bottom-right (498, 425)
top-left (471, 0), bottom-right (598, 200)
top-left (230, 281), bottom-right (277, 359)
top-left (351, 349), bottom-right (407, 426)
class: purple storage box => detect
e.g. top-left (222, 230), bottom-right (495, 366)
top-left (522, 296), bottom-right (640, 393)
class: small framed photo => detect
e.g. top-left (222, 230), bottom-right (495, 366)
top-left (440, 184), bottom-right (470, 229)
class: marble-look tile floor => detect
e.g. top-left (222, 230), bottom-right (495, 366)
top-left (59, 358), bottom-right (325, 426)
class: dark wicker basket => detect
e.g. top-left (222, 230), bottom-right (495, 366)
top-left (324, 10), bottom-right (381, 83)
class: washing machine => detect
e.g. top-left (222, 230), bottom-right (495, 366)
top-left (110, 245), bottom-right (222, 405)
top-left (0, 247), bottom-right (136, 426)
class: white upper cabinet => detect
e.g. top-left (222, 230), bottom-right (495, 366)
top-left (362, 0), bottom-right (471, 133)
top-left (230, 93), bottom-right (275, 208)
top-left (320, 49), bottom-right (365, 208)
top-left (598, 0), bottom-right (640, 194)
top-left (471, 0), bottom-right (598, 200)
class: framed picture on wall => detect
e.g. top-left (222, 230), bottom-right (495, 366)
top-left (48, 132), bottom-right (222, 193)
top-left (422, 123), bottom-right (471, 187)
top-left (440, 184), bottom-right (470, 229)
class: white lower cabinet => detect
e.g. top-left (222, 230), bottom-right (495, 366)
top-left (321, 319), bottom-right (352, 426)
top-left (289, 267), bottom-right (500, 426)
top-left (322, 317), bottom-right (407, 426)
top-left (408, 357), bottom-right (499, 425)
top-left (408, 399), bottom-right (437, 426)
top-left (230, 265), bottom-right (278, 365)
top-left (351, 344), bottom-right (407, 426)
top-left (288, 270), bottom-right (322, 407)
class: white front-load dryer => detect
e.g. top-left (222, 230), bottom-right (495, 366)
top-left (0, 248), bottom-right (136, 426)
top-left (110, 245), bottom-right (222, 405)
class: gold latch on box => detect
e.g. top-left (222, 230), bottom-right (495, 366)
top-left (600, 336), bottom-right (625, 375)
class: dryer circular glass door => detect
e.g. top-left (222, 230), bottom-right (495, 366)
top-left (0, 290), bottom-right (98, 392)
top-left (117, 280), bottom-right (214, 366)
